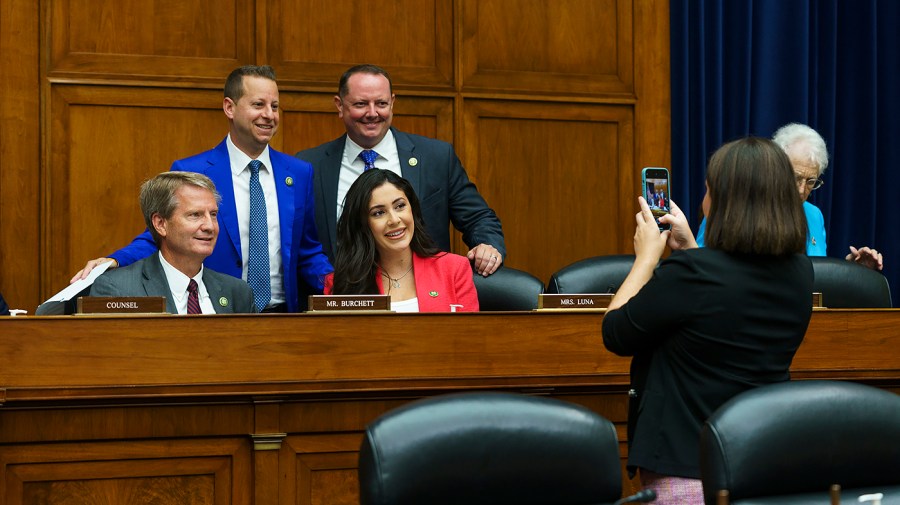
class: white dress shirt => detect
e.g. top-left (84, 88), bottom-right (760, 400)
top-left (225, 134), bottom-right (284, 307)
top-left (337, 129), bottom-right (402, 220)
top-left (159, 252), bottom-right (215, 314)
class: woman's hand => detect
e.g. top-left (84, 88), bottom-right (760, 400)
top-left (633, 196), bottom-right (669, 265)
top-left (659, 200), bottom-right (698, 251)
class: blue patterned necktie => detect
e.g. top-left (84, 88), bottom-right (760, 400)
top-left (359, 149), bottom-right (379, 171)
top-left (247, 160), bottom-right (270, 312)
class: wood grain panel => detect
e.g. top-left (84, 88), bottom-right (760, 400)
top-left (0, 0), bottom-right (40, 312)
top-left (461, 0), bottom-right (633, 96)
top-left (46, 85), bottom-right (234, 299)
top-left (281, 92), bottom-right (453, 155)
top-left (461, 100), bottom-right (634, 284)
top-left (46, 0), bottom-right (254, 80)
top-left (266, 0), bottom-right (453, 90)
top-left (1, 438), bottom-right (251, 505)
top-left (283, 434), bottom-right (361, 505)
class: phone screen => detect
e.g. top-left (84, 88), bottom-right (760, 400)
top-left (641, 167), bottom-right (671, 230)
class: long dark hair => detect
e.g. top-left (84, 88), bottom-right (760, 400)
top-left (705, 137), bottom-right (807, 256)
top-left (331, 169), bottom-right (441, 294)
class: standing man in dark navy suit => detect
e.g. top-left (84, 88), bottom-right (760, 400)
top-left (296, 64), bottom-right (505, 277)
top-left (72, 65), bottom-right (332, 312)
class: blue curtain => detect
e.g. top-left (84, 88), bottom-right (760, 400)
top-left (671, 0), bottom-right (900, 304)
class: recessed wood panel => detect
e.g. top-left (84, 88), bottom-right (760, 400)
top-left (461, 0), bottom-right (634, 96)
top-left (1, 439), bottom-right (251, 505)
top-left (46, 85), bottom-right (232, 296)
top-left (46, 0), bottom-right (254, 80)
top-left (461, 100), bottom-right (634, 284)
top-left (266, 0), bottom-right (453, 90)
top-left (0, 0), bottom-right (40, 312)
top-left (281, 92), bottom-right (454, 154)
top-left (283, 434), bottom-right (361, 505)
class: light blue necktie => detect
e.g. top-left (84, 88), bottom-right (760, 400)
top-left (359, 149), bottom-right (379, 171)
top-left (247, 160), bottom-right (270, 312)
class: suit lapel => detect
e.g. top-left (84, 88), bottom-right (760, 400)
top-left (319, 136), bottom-right (345, 252)
top-left (142, 254), bottom-right (177, 313)
top-left (202, 270), bottom-right (232, 314)
top-left (393, 129), bottom-right (423, 199)
top-left (269, 148), bottom-right (295, 266)
top-left (205, 139), bottom-right (242, 261)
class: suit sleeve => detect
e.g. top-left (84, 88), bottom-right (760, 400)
top-left (295, 167), bottom-right (334, 291)
top-left (445, 147), bottom-right (506, 258)
top-left (451, 256), bottom-right (480, 312)
top-left (89, 272), bottom-right (121, 297)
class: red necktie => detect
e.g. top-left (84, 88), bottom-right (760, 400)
top-left (187, 279), bottom-right (201, 315)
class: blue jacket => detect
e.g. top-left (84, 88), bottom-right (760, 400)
top-left (109, 139), bottom-right (333, 312)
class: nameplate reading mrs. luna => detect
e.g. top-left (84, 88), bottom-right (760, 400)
top-left (538, 293), bottom-right (613, 310)
top-left (308, 295), bottom-right (392, 312)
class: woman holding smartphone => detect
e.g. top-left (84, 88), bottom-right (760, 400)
top-left (602, 137), bottom-right (813, 503)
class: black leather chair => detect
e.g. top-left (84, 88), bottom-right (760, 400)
top-left (700, 380), bottom-right (900, 505)
top-left (545, 255), bottom-right (635, 294)
top-left (358, 392), bottom-right (622, 505)
top-left (810, 256), bottom-right (892, 308)
top-left (473, 266), bottom-right (544, 311)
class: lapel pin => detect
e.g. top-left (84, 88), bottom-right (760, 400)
top-left (219, 297), bottom-right (229, 307)
top-left (409, 157), bottom-right (418, 167)
top-left (285, 176), bottom-right (294, 186)
top-left (429, 291), bottom-right (438, 297)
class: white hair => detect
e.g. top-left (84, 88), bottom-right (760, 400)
top-left (772, 123), bottom-right (829, 175)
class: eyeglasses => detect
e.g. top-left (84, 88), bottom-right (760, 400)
top-left (796, 176), bottom-right (824, 191)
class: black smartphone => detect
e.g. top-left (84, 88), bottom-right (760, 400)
top-left (641, 167), bottom-right (671, 231)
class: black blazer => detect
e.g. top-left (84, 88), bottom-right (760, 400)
top-left (296, 128), bottom-right (505, 263)
top-left (602, 248), bottom-right (813, 478)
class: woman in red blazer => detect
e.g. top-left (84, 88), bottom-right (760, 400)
top-left (324, 169), bottom-right (478, 312)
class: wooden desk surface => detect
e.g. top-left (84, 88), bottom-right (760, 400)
top-left (0, 310), bottom-right (897, 505)
top-left (1, 310), bottom-right (898, 402)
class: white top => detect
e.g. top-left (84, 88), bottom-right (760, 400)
top-left (337, 129), bottom-right (401, 220)
top-left (158, 252), bottom-right (215, 314)
top-left (226, 134), bottom-right (284, 306)
top-left (391, 296), bottom-right (420, 313)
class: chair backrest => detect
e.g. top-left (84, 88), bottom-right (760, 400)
top-left (545, 255), bottom-right (635, 294)
top-left (358, 392), bottom-right (622, 505)
top-left (700, 380), bottom-right (900, 505)
top-left (473, 266), bottom-right (544, 311)
top-left (810, 257), bottom-right (892, 308)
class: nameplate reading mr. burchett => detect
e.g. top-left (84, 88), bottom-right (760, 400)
top-left (308, 295), bottom-right (391, 312)
top-left (538, 293), bottom-right (613, 310)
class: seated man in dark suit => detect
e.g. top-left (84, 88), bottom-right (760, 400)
top-left (91, 172), bottom-right (256, 314)
top-left (296, 64), bottom-right (505, 277)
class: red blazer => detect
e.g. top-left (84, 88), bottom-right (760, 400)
top-left (324, 252), bottom-right (479, 312)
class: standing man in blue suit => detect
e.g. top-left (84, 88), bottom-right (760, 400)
top-left (72, 65), bottom-right (332, 312)
top-left (296, 64), bottom-right (505, 277)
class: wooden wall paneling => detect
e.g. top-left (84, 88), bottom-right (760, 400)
top-left (0, 0), bottom-right (41, 312)
top-left (46, 0), bottom-right (255, 82)
top-left (460, 0), bottom-right (633, 97)
top-left (282, 434), bottom-right (361, 505)
top-left (45, 85), bottom-right (230, 300)
top-left (459, 99), bottom-right (634, 284)
top-left (633, 0), bottom-right (672, 197)
top-left (265, 0), bottom-right (454, 91)
top-left (0, 438), bottom-right (251, 505)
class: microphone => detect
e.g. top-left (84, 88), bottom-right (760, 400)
top-left (612, 489), bottom-right (657, 505)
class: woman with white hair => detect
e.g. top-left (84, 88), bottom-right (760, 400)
top-left (697, 123), bottom-right (883, 270)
